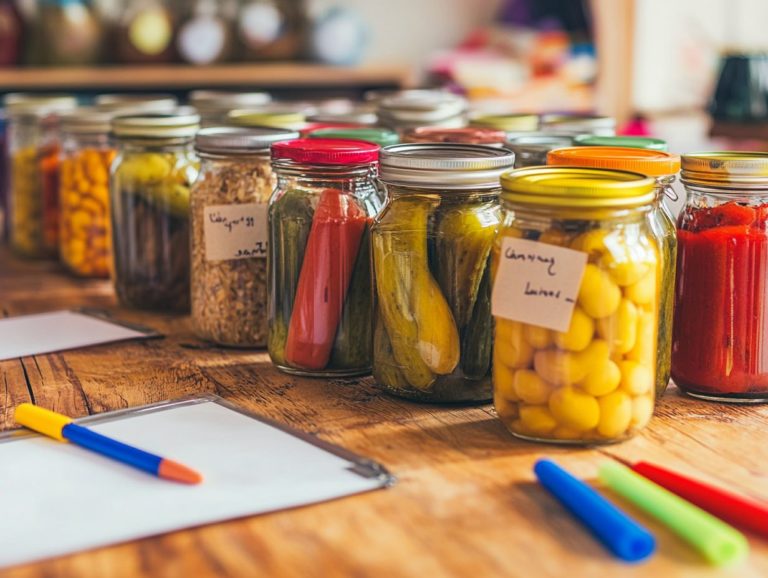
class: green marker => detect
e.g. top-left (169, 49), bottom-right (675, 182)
top-left (598, 462), bottom-right (749, 566)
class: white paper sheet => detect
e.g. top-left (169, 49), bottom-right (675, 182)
top-left (0, 310), bottom-right (153, 361)
top-left (0, 398), bottom-right (391, 569)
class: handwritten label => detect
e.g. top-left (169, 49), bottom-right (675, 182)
top-left (203, 203), bottom-right (269, 262)
top-left (491, 237), bottom-right (587, 332)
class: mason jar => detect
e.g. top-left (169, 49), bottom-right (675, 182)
top-left (493, 167), bottom-right (659, 443)
top-left (191, 126), bottom-right (298, 347)
top-left (6, 94), bottom-right (77, 258)
top-left (673, 153), bottom-right (768, 402)
top-left (110, 110), bottom-right (200, 311)
top-left (372, 144), bottom-right (516, 403)
top-left (376, 91), bottom-right (468, 134)
top-left (59, 108), bottom-right (116, 277)
top-left (268, 138), bottom-right (383, 376)
top-left (95, 93), bottom-right (178, 114)
top-left (547, 147), bottom-right (681, 398)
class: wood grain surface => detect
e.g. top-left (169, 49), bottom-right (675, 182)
top-left (1, 247), bottom-right (768, 578)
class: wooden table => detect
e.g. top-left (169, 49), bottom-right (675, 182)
top-left (2, 247), bottom-right (768, 578)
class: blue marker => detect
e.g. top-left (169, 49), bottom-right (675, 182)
top-left (534, 459), bottom-right (655, 563)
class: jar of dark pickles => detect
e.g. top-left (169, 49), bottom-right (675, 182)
top-left (673, 153), bottom-right (768, 402)
top-left (372, 144), bottom-right (516, 403)
top-left (267, 139), bottom-right (382, 376)
top-left (110, 110), bottom-right (200, 311)
top-left (547, 147), bottom-right (681, 397)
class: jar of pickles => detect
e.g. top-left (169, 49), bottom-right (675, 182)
top-left (673, 153), bottom-right (768, 402)
top-left (506, 134), bottom-right (574, 168)
top-left (372, 144), bottom-right (516, 403)
top-left (493, 167), bottom-right (659, 443)
top-left (547, 147), bottom-right (681, 397)
top-left (191, 127), bottom-right (298, 347)
top-left (401, 127), bottom-right (507, 146)
top-left (6, 94), bottom-right (77, 258)
top-left (268, 139), bottom-right (382, 376)
top-left (110, 110), bottom-right (200, 311)
top-left (188, 90), bottom-right (272, 127)
top-left (59, 108), bottom-right (116, 278)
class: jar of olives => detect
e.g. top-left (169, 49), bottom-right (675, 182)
top-left (110, 110), bottom-right (200, 311)
top-left (493, 167), bottom-right (659, 443)
top-left (547, 147), bottom-right (681, 398)
top-left (6, 94), bottom-right (77, 258)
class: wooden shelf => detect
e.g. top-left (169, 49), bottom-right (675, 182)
top-left (0, 63), bottom-right (416, 92)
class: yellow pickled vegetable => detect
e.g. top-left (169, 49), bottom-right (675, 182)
top-left (513, 369), bottom-right (553, 405)
top-left (578, 264), bottom-right (621, 319)
top-left (625, 268), bottom-right (657, 306)
top-left (580, 359), bottom-right (621, 396)
top-left (548, 387), bottom-right (600, 431)
top-left (533, 350), bottom-right (587, 386)
top-left (553, 307), bottom-right (594, 352)
top-left (524, 325), bottom-right (553, 349)
top-left (597, 391), bottom-right (632, 438)
top-left (495, 319), bottom-right (534, 368)
top-left (619, 360), bottom-right (653, 395)
top-left (493, 357), bottom-right (518, 401)
top-left (596, 299), bottom-right (638, 354)
top-left (519, 405), bottom-right (558, 435)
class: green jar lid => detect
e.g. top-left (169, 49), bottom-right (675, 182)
top-left (574, 135), bottom-right (668, 151)
top-left (307, 127), bottom-right (399, 147)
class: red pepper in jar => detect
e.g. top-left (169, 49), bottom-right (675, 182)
top-left (284, 188), bottom-right (368, 370)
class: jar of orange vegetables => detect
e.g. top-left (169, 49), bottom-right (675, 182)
top-left (59, 108), bottom-right (116, 278)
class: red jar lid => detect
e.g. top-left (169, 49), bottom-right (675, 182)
top-left (271, 138), bottom-right (380, 165)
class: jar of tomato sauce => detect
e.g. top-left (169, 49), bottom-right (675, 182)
top-left (673, 153), bottom-right (768, 402)
top-left (547, 147), bottom-right (681, 398)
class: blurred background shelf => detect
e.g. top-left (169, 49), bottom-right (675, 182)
top-left (0, 63), bottom-right (416, 97)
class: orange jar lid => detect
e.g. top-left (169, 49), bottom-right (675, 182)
top-left (547, 146), bottom-right (681, 177)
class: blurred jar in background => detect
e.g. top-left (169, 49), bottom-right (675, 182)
top-left (377, 91), bottom-right (468, 135)
top-left (188, 90), bottom-right (271, 127)
top-left (114, 0), bottom-right (176, 64)
top-left (0, 0), bottom-right (23, 67)
top-left (176, 0), bottom-right (236, 66)
top-left (59, 108), bottom-right (116, 278)
top-left (28, 0), bottom-right (103, 66)
top-left (6, 93), bottom-right (77, 259)
top-left (237, 0), bottom-right (306, 61)
top-left (95, 93), bottom-right (178, 114)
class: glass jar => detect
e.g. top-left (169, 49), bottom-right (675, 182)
top-left (95, 93), bottom-right (178, 114)
top-left (673, 153), bottom-right (768, 402)
top-left (191, 127), bottom-right (298, 347)
top-left (402, 127), bottom-right (507, 146)
top-left (268, 138), bottom-right (382, 377)
top-left (574, 135), bottom-right (668, 151)
top-left (110, 110), bottom-right (200, 311)
top-left (377, 91), bottom-right (468, 134)
top-left (373, 144), bottom-right (516, 403)
top-left (506, 134), bottom-right (574, 168)
top-left (469, 113), bottom-right (539, 133)
top-left (31, 0), bottom-right (103, 66)
top-left (306, 127), bottom-right (399, 148)
top-left (540, 113), bottom-right (616, 136)
top-left (59, 108), bottom-right (116, 278)
top-left (114, 0), bottom-right (177, 64)
top-left (188, 90), bottom-right (271, 127)
top-left (6, 94), bottom-right (77, 259)
top-left (494, 167), bottom-right (659, 443)
top-left (547, 147), bottom-right (681, 398)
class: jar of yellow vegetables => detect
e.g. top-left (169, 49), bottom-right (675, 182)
top-left (59, 108), bottom-right (116, 277)
top-left (492, 167), bottom-right (659, 443)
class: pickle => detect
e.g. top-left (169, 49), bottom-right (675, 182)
top-left (268, 189), bottom-right (315, 362)
top-left (373, 196), bottom-right (439, 390)
top-left (330, 228), bottom-right (373, 369)
top-left (460, 263), bottom-right (492, 379)
top-left (435, 202), bottom-right (499, 328)
top-left (372, 313), bottom-right (411, 389)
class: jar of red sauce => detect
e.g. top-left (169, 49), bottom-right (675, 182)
top-left (673, 153), bottom-right (768, 402)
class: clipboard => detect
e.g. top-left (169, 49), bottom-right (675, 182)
top-left (0, 395), bottom-right (394, 569)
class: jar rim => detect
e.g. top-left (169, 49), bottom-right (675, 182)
top-left (402, 126), bottom-right (507, 146)
top-left (195, 126), bottom-right (299, 154)
top-left (681, 152), bottom-right (768, 187)
top-left (112, 109), bottom-right (200, 138)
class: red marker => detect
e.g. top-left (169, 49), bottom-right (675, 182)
top-left (632, 461), bottom-right (768, 537)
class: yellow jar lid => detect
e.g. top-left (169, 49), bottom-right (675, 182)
top-left (501, 166), bottom-right (657, 208)
top-left (470, 113), bottom-right (539, 132)
top-left (228, 109), bottom-right (306, 129)
top-left (681, 152), bottom-right (768, 187)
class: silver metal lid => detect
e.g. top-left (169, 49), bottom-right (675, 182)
top-left (379, 143), bottom-right (516, 189)
top-left (189, 90), bottom-right (272, 111)
top-left (60, 107), bottom-right (114, 134)
top-left (195, 126), bottom-right (300, 154)
top-left (506, 134), bottom-right (575, 153)
top-left (378, 91), bottom-right (467, 123)
top-left (112, 107), bottom-right (201, 138)
top-left (95, 93), bottom-right (178, 113)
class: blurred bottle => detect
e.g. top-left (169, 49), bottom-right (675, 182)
top-left (27, 0), bottom-right (103, 66)
top-left (237, 0), bottom-right (306, 61)
top-left (113, 0), bottom-right (177, 64)
top-left (177, 0), bottom-right (236, 66)
top-left (710, 53), bottom-right (768, 122)
top-left (0, 0), bottom-right (23, 67)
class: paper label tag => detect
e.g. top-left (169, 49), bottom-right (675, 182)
top-left (203, 203), bottom-right (268, 261)
top-left (491, 237), bottom-right (587, 332)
